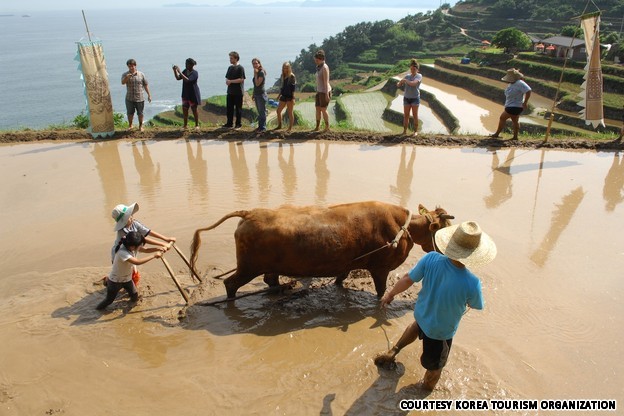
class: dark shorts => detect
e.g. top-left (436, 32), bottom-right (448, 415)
top-left (403, 97), bottom-right (421, 106)
top-left (125, 100), bottom-right (145, 116)
top-left (419, 327), bottom-right (453, 371)
top-left (504, 106), bottom-right (523, 116)
top-left (279, 95), bottom-right (294, 103)
top-left (315, 91), bottom-right (332, 108)
top-left (182, 98), bottom-right (198, 108)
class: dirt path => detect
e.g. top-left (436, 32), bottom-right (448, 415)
top-left (1, 127), bottom-right (622, 151)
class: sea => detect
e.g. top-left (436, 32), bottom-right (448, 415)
top-left (0, 7), bottom-right (426, 130)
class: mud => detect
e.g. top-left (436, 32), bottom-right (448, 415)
top-left (1, 127), bottom-right (623, 151)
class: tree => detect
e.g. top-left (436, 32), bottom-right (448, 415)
top-left (561, 25), bottom-right (583, 38)
top-left (492, 27), bottom-right (532, 54)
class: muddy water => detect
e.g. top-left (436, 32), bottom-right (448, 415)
top-left (1, 139), bottom-right (623, 415)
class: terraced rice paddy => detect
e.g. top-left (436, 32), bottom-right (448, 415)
top-left (340, 92), bottom-right (393, 132)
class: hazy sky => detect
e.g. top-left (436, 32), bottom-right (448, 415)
top-left (3, 0), bottom-right (296, 12)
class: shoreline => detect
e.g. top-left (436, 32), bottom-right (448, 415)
top-left (1, 127), bottom-right (623, 151)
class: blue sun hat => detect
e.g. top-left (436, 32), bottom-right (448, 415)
top-left (111, 202), bottom-right (139, 231)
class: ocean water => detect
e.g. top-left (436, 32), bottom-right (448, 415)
top-left (0, 7), bottom-right (420, 129)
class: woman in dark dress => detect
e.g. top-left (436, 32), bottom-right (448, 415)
top-left (173, 58), bottom-right (201, 130)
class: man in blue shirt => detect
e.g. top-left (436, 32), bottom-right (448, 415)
top-left (374, 221), bottom-right (497, 391)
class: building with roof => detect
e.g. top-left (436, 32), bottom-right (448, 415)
top-left (538, 36), bottom-right (587, 60)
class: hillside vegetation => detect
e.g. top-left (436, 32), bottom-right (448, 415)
top-left (142, 0), bottom-right (624, 140)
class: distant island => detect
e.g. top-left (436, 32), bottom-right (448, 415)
top-left (164, 0), bottom-right (444, 8)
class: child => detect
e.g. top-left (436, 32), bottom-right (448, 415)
top-left (97, 231), bottom-right (163, 310)
top-left (111, 202), bottom-right (175, 286)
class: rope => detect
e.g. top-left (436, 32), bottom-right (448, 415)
top-left (352, 209), bottom-right (412, 262)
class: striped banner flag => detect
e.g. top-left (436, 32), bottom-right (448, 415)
top-left (76, 40), bottom-right (114, 138)
top-left (577, 12), bottom-right (604, 129)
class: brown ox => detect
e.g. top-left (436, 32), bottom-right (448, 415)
top-left (190, 201), bottom-right (453, 299)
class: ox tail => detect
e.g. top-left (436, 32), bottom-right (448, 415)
top-left (189, 210), bottom-right (249, 274)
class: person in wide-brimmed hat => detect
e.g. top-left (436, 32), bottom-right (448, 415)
top-left (109, 202), bottom-right (175, 287)
top-left (373, 221), bottom-right (496, 391)
top-left (490, 68), bottom-right (532, 140)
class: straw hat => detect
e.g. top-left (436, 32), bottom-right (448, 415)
top-left (434, 221), bottom-right (497, 268)
top-left (501, 68), bottom-right (524, 83)
top-left (112, 202), bottom-right (139, 231)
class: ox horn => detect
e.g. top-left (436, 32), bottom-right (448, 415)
top-left (440, 214), bottom-right (455, 220)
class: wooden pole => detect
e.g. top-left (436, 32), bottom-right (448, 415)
top-left (172, 243), bottom-right (203, 283)
top-left (161, 257), bottom-right (190, 304)
top-left (81, 10), bottom-right (92, 42)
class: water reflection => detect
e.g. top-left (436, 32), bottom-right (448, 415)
top-left (315, 142), bottom-right (330, 204)
top-left (278, 143), bottom-right (297, 203)
top-left (186, 140), bottom-right (209, 205)
top-left (229, 141), bottom-right (251, 205)
top-left (256, 142), bottom-right (270, 205)
top-left (603, 152), bottom-right (624, 212)
top-left (390, 145), bottom-right (415, 207)
top-left (484, 149), bottom-right (515, 208)
top-left (530, 186), bottom-right (585, 267)
top-left (91, 141), bottom-right (127, 218)
top-left (132, 141), bottom-right (161, 203)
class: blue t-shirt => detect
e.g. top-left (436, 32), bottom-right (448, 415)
top-left (408, 251), bottom-right (483, 340)
top-left (504, 80), bottom-right (531, 108)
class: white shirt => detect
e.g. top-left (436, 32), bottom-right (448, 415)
top-left (109, 246), bottom-right (135, 283)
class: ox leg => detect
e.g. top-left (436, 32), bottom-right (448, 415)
top-left (224, 271), bottom-right (259, 299)
top-left (370, 269), bottom-right (389, 298)
top-left (334, 272), bottom-right (349, 287)
top-left (263, 273), bottom-right (280, 287)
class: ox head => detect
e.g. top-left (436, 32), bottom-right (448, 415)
top-left (413, 204), bottom-right (455, 252)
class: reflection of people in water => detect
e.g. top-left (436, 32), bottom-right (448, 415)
top-left (278, 143), bottom-right (297, 202)
top-left (315, 142), bottom-right (330, 204)
top-left (390, 145), bottom-right (415, 207)
top-left (229, 141), bottom-right (251, 204)
top-left (530, 186), bottom-right (585, 267)
top-left (186, 140), bottom-right (208, 203)
top-left (132, 141), bottom-right (161, 201)
top-left (91, 141), bottom-right (128, 217)
top-left (603, 152), bottom-right (624, 211)
top-left (256, 143), bottom-right (270, 204)
top-left (484, 149), bottom-right (515, 208)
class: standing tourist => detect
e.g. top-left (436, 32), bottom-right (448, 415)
top-left (172, 58), bottom-right (201, 130)
top-left (397, 58), bottom-right (422, 136)
top-left (313, 49), bottom-right (332, 132)
top-left (490, 68), bottom-right (531, 140)
top-left (224, 51), bottom-right (246, 129)
top-left (121, 59), bottom-right (151, 131)
top-left (374, 221), bottom-right (496, 391)
top-left (251, 58), bottom-right (268, 132)
top-left (275, 62), bottom-right (296, 132)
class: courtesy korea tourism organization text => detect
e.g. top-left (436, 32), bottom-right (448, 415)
top-left (398, 399), bottom-right (617, 412)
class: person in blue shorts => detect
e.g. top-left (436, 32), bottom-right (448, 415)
top-left (374, 221), bottom-right (497, 391)
top-left (398, 58), bottom-right (422, 136)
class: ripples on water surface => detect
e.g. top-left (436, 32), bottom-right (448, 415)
top-left (0, 139), bottom-right (622, 415)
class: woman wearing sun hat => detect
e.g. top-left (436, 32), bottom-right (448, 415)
top-left (109, 202), bottom-right (175, 286)
top-left (374, 221), bottom-right (496, 391)
top-left (490, 68), bottom-right (532, 140)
